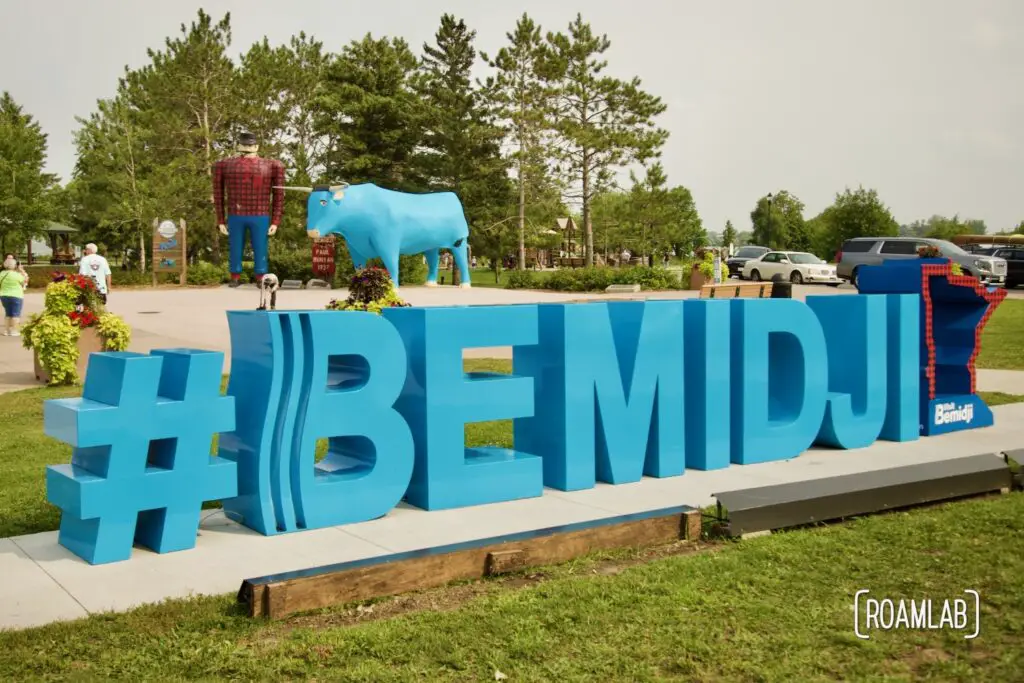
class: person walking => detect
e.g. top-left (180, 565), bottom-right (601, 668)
top-left (79, 243), bottom-right (112, 304)
top-left (1, 253), bottom-right (27, 336)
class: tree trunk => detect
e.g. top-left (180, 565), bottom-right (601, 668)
top-left (202, 101), bottom-right (221, 263)
top-left (517, 123), bottom-right (526, 271)
top-left (139, 228), bottom-right (147, 274)
top-left (582, 155), bottom-right (594, 267)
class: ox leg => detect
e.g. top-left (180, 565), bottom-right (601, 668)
top-left (379, 250), bottom-right (401, 290)
top-left (424, 248), bottom-right (440, 287)
top-left (348, 242), bottom-right (368, 270)
top-left (452, 240), bottom-right (472, 289)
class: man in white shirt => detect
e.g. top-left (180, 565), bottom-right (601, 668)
top-left (79, 243), bottom-right (112, 303)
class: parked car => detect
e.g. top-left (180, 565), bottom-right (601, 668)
top-left (990, 247), bottom-right (1024, 288)
top-left (726, 245), bottom-right (770, 279)
top-left (836, 237), bottom-right (1007, 288)
top-left (740, 251), bottom-right (841, 285)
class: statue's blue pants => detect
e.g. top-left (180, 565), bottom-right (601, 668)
top-left (228, 214), bottom-right (270, 275)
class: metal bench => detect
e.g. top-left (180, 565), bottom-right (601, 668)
top-left (699, 282), bottom-right (773, 299)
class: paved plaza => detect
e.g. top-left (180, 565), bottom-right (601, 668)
top-left (2, 283), bottom-right (1021, 394)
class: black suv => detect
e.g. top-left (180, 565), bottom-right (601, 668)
top-left (726, 245), bottom-right (770, 279)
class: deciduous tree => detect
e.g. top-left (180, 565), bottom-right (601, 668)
top-left (816, 187), bottom-right (899, 257)
top-left (750, 191), bottom-right (807, 250)
top-left (123, 10), bottom-right (238, 260)
top-left (546, 14), bottom-right (668, 266)
top-left (0, 92), bottom-right (56, 254)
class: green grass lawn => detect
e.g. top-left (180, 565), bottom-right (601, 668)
top-left (976, 299), bottom-right (1024, 370)
top-left (1, 493), bottom-right (1023, 680)
top-left (466, 267), bottom-right (550, 288)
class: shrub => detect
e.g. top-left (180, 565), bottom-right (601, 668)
top-left (542, 267), bottom-right (611, 292)
top-left (187, 261), bottom-right (229, 286)
top-left (614, 266), bottom-right (682, 290)
top-left (268, 247), bottom-right (315, 283)
top-left (96, 313), bottom-right (132, 351)
top-left (43, 280), bottom-right (81, 315)
top-left (538, 266), bottom-right (683, 292)
top-left (111, 269), bottom-right (152, 286)
top-left (917, 245), bottom-right (942, 259)
top-left (696, 251), bottom-right (730, 280)
top-left (21, 272), bottom-right (132, 385)
top-left (333, 244), bottom-right (428, 287)
top-left (25, 265), bottom-right (75, 287)
top-left (21, 314), bottom-right (79, 385)
top-left (504, 269), bottom-right (537, 290)
top-left (326, 267), bottom-right (411, 315)
top-left (349, 266), bottom-right (394, 302)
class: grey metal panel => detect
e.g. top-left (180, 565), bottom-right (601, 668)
top-left (715, 454), bottom-right (1011, 536)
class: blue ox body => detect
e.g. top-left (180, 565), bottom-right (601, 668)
top-left (291, 182), bottom-right (472, 289)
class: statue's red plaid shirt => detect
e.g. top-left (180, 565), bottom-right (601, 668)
top-left (212, 156), bottom-right (286, 226)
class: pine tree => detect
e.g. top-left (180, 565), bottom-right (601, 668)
top-left (546, 14), bottom-right (668, 266)
top-left (238, 32), bottom-right (330, 248)
top-left (417, 14), bottom-right (511, 283)
top-left (122, 9), bottom-right (238, 261)
top-left (313, 34), bottom-right (427, 191)
top-left (482, 13), bottom-right (557, 270)
top-left (722, 220), bottom-right (737, 250)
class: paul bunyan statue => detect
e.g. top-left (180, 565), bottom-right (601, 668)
top-left (213, 131), bottom-right (285, 287)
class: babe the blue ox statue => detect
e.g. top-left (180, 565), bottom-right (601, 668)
top-left (278, 182), bottom-right (472, 289)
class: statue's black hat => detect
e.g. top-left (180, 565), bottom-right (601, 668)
top-left (238, 131), bottom-right (258, 147)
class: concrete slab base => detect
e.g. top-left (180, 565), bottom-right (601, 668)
top-left (2, 402), bottom-right (1024, 632)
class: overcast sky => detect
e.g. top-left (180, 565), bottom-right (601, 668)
top-left (1, 0), bottom-right (1021, 233)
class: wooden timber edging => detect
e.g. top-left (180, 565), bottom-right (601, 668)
top-left (240, 505), bottom-right (702, 620)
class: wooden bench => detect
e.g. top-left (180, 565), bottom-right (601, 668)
top-left (699, 282), bottom-right (773, 299)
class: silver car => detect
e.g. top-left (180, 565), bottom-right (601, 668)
top-left (836, 237), bottom-right (1007, 288)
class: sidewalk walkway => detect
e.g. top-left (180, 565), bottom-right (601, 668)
top-left (3, 402), bottom-right (1023, 631)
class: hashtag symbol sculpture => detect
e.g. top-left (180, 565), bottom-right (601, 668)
top-left (44, 350), bottom-right (237, 565)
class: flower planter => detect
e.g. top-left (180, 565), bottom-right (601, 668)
top-left (34, 326), bottom-right (103, 385)
top-left (689, 266), bottom-right (707, 290)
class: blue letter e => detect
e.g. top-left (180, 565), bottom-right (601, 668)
top-left (384, 305), bottom-right (543, 511)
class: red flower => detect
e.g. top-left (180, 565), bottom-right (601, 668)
top-left (67, 310), bottom-right (98, 328)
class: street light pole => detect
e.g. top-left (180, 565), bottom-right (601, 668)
top-left (766, 192), bottom-right (774, 249)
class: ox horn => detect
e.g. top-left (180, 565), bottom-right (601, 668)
top-left (274, 186), bottom-right (314, 193)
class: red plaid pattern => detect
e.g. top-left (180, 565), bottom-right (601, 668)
top-left (212, 156), bottom-right (286, 226)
